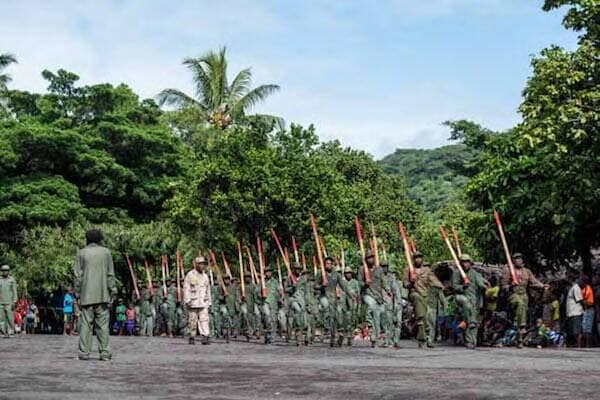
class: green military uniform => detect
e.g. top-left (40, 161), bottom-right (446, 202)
top-left (73, 242), bottom-right (116, 360)
top-left (265, 276), bottom-right (286, 338)
top-left (0, 265), bottom-right (17, 337)
top-left (218, 279), bottom-right (238, 342)
top-left (210, 283), bottom-right (221, 337)
top-left (160, 283), bottom-right (177, 336)
top-left (426, 285), bottom-right (446, 346)
top-left (317, 268), bottom-right (351, 346)
top-left (286, 268), bottom-right (309, 345)
top-left (152, 283), bottom-right (162, 335)
top-left (175, 302), bottom-right (187, 336)
top-left (140, 287), bottom-right (155, 336)
top-left (451, 256), bottom-right (486, 347)
top-left (239, 277), bottom-right (256, 339)
top-left (500, 254), bottom-right (546, 344)
top-left (382, 268), bottom-right (403, 347)
top-left (405, 256), bottom-right (444, 347)
top-left (254, 277), bottom-right (275, 344)
top-left (341, 270), bottom-right (360, 346)
top-left (305, 278), bottom-right (321, 344)
top-left (359, 261), bottom-right (389, 346)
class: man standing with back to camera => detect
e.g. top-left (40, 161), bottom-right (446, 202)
top-left (74, 229), bottom-right (116, 361)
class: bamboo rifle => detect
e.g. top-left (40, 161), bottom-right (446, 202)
top-left (124, 253), bottom-right (140, 300)
top-left (354, 216), bottom-right (371, 285)
top-left (398, 223), bottom-right (416, 282)
top-left (494, 210), bottom-right (519, 285)
top-left (439, 226), bottom-right (470, 284)
top-left (310, 214), bottom-right (328, 286)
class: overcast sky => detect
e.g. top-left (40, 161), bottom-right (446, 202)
top-left (0, 1), bottom-right (577, 157)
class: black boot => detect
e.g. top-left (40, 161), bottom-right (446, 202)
top-left (201, 335), bottom-right (210, 345)
top-left (189, 337), bottom-right (195, 345)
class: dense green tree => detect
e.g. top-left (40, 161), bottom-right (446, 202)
top-left (167, 122), bottom-right (422, 262)
top-left (456, 1), bottom-right (599, 270)
top-left (4, 221), bottom-right (202, 297)
top-left (0, 71), bottom-right (191, 242)
top-left (158, 47), bottom-right (281, 129)
top-left (380, 144), bottom-right (476, 212)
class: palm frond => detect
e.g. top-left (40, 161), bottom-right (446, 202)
top-left (156, 88), bottom-right (201, 109)
top-left (228, 68), bottom-right (252, 102)
top-left (196, 47), bottom-right (228, 110)
top-left (183, 57), bottom-right (213, 108)
top-left (0, 53), bottom-right (17, 69)
top-left (234, 84), bottom-right (280, 113)
top-left (0, 53), bottom-right (17, 88)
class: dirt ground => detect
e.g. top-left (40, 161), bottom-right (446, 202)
top-left (1, 335), bottom-right (598, 400)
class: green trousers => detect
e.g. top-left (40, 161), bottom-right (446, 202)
top-left (79, 303), bottom-right (111, 358)
top-left (258, 303), bottom-right (273, 333)
top-left (382, 303), bottom-right (402, 345)
top-left (0, 304), bottom-right (14, 335)
top-left (363, 295), bottom-right (385, 343)
top-left (455, 294), bottom-right (479, 346)
top-left (343, 300), bottom-right (358, 338)
top-left (141, 315), bottom-right (154, 336)
top-left (410, 292), bottom-right (428, 343)
top-left (509, 293), bottom-right (528, 328)
top-left (219, 304), bottom-right (233, 333)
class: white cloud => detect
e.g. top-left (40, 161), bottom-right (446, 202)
top-left (0, 0), bottom-right (557, 159)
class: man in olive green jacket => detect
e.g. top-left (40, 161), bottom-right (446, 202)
top-left (0, 264), bottom-right (18, 337)
top-left (74, 229), bottom-right (116, 361)
top-left (452, 254), bottom-right (487, 349)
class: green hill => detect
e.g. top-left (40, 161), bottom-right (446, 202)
top-left (379, 144), bottom-right (475, 212)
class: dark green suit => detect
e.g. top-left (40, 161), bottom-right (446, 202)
top-left (74, 243), bottom-right (116, 359)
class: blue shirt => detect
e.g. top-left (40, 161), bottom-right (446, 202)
top-left (63, 293), bottom-right (74, 314)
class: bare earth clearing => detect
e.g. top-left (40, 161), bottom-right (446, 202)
top-left (1, 336), bottom-right (598, 400)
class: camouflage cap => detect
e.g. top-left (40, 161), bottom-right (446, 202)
top-left (459, 254), bottom-right (472, 262)
top-left (512, 253), bottom-right (524, 259)
top-left (412, 251), bottom-right (423, 259)
top-left (1, 265), bottom-right (9, 271)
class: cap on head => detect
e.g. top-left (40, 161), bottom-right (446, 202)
top-left (365, 251), bottom-right (375, 261)
top-left (195, 256), bottom-right (207, 265)
top-left (459, 254), bottom-right (472, 262)
top-left (343, 268), bottom-right (354, 274)
top-left (512, 253), bottom-right (524, 260)
top-left (324, 256), bottom-right (334, 263)
top-left (1, 265), bottom-right (9, 271)
top-left (412, 251), bottom-right (423, 259)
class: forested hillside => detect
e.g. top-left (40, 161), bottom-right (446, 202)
top-left (379, 144), bottom-right (476, 212)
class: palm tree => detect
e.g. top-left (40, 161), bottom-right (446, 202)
top-left (0, 53), bottom-right (17, 92)
top-left (158, 47), bottom-right (282, 129)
